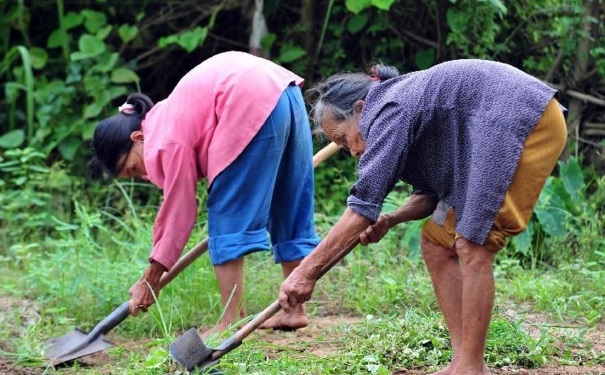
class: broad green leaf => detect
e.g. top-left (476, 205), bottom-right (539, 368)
top-left (111, 68), bottom-right (140, 84)
top-left (82, 121), bottom-right (96, 140)
top-left (278, 45), bottom-right (306, 63)
top-left (261, 33), bottom-right (276, 51)
top-left (414, 48), bottom-right (435, 70)
top-left (510, 220), bottom-right (533, 255)
top-left (559, 157), bottom-right (585, 202)
top-left (0, 130), bottom-right (25, 148)
top-left (63, 11), bottom-right (84, 29)
top-left (82, 10), bottom-right (107, 33)
top-left (29, 47), bottom-right (48, 69)
top-left (178, 27), bottom-right (208, 52)
top-left (58, 137), bottom-right (80, 160)
top-left (109, 86), bottom-right (128, 100)
top-left (158, 35), bottom-right (178, 48)
top-left (84, 102), bottom-right (104, 119)
top-left (28, 165), bottom-right (49, 173)
top-left (94, 52), bottom-right (119, 73)
top-left (14, 176), bottom-right (27, 185)
top-left (481, 0), bottom-right (507, 15)
top-left (347, 13), bottom-right (369, 34)
top-left (91, 90), bottom-right (112, 110)
top-left (345, 0), bottom-right (371, 14)
top-left (0, 160), bottom-right (19, 168)
top-left (96, 25), bottom-right (112, 40)
top-left (75, 34), bottom-right (106, 59)
top-left (534, 206), bottom-right (567, 238)
top-left (70, 49), bottom-right (98, 63)
top-left (371, 0), bottom-right (396, 11)
top-left (446, 10), bottom-right (465, 33)
top-left (118, 24), bottom-right (139, 43)
top-left (84, 75), bottom-right (106, 92)
top-left (402, 220), bottom-right (423, 256)
top-left (534, 178), bottom-right (570, 238)
top-left (47, 29), bottom-right (68, 49)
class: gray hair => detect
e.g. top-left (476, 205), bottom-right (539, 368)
top-left (306, 64), bottom-right (399, 138)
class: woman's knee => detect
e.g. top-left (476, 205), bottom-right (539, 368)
top-left (455, 238), bottom-right (495, 267)
top-left (421, 236), bottom-right (456, 264)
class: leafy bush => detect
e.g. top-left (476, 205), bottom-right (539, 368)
top-left (508, 157), bottom-right (605, 267)
top-left (0, 148), bottom-right (72, 252)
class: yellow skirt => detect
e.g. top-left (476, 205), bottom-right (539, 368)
top-left (421, 98), bottom-right (568, 252)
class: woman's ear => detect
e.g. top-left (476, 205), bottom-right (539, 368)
top-left (130, 131), bottom-right (144, 143)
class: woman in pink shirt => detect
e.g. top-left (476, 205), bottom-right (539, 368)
top-left (89, 51), bottom-right (320, 334)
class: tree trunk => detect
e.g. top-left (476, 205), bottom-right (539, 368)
top-left (301, 0), bottom-right (315, 78)
top-left (564, 0), bottom-right (600, 159)
top-left (249, 0), bottom-right (269, 57)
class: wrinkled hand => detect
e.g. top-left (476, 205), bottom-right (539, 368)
top-left (359, 215), bottom-right (390, 245)
top-left (279, 267), bottom-right (318, 313)
top-left (128, 280), bottom-right (159, 316)
top-left (129, 261), bottom-right (165, 316)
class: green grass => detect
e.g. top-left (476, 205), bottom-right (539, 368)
top-left (1, 175), bottom-right (604, 374)
top-left (3, 236), bottom-right (605, 374)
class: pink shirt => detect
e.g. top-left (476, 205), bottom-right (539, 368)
top-left (141, 51), bottom-right (304, 270)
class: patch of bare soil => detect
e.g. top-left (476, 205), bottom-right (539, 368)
top-left (0, 358), bottom-right (42, 375)
top-left (0, 295), bottom-right (44, 375)
top-left (255, 315), bottom-right (364, 358)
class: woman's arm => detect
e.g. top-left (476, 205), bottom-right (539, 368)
top-left (385, 193), bottom-right (438, 226)
top-left (130, 143), bottom-right (199, 315)
top-left (279, 208), bottom-right (371, 310)
top-left (360, 193), bottom-right (438, 245)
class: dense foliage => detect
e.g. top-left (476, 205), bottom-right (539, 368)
top-left (1, 0), bottom-right (603, 253)
top-left (1, 2), bottom-right (604, 374)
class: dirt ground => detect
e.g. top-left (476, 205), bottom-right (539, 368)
top-left (1, 295), bottom-right (605, 375)
top-left (254, 316), bottom-right (605, 375)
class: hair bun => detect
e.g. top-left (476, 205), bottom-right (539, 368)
top-left (371, 64), bottom-right (399, 81)
top-left (126, 93), bottom-right (155, 119)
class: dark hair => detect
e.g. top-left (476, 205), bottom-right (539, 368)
top-left (306, 63), bottom-right (399, 137)
top-left (88, 93), bottom-right (154, 180)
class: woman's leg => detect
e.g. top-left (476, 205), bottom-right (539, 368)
top-left (422, 206), bottom-right (491, 375)
top-left (261, 85), bottom-right (320, 330)
top-left (206, 88), bottom-right (293, 334)
top-left (202, 258), bottom-right (246, 337)
top-left (452, 238), bottom-right (494, 375)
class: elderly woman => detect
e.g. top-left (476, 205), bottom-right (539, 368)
top-left (279, 59), bottom-right (567, 375)
top-left (89, 51), bottom-right (320, 335)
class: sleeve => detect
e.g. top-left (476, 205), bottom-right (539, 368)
top-left (148, 143), bottom-right (199, 270)
top-left (347, 103), bottom-right (415, 221)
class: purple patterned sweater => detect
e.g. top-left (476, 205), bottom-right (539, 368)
top-left (347, 59), bottom-right (561, 245)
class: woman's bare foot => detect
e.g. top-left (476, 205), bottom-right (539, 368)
top-left (430, 363), bottom-right (490, 375)
top-left (429, 365), bottom-right (453, 375)
top-left (259, 304), bottom-right (308, 330)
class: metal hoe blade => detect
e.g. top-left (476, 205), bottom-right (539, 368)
top-left (169, 328), bottom-right (216, 372)
top-left (44, 328), bottom-right (114, 366)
